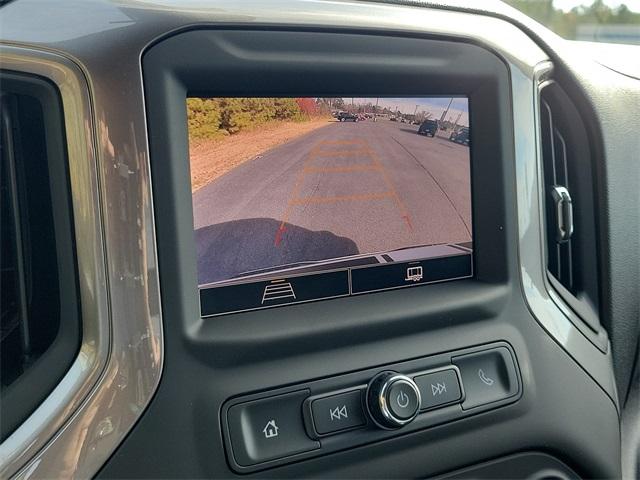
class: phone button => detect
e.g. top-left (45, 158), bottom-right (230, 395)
top-left (452, 347), bottom-right (519, 410)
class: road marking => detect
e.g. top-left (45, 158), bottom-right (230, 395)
top-left (303, 164), bottom-right (382, 174)
top-left (289, 192), bottom-right (394, 205)
top-left (389, 135), bottom-right (471, 237)
top-left (275, 134), bottom-right (414, 246)
top-left (318, 139), bottom-right (366, 145)
top-left (311, 149), bottom-right (372, 157)
top-left (362, 139), bottom-right (414, 232)
top-left (275, 139), bottom-right (329, 245)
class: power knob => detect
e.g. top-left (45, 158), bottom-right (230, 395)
top-left (366, 371), bottom-right (421, 429)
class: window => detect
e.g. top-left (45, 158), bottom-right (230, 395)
top-left (0, 73), bottom-right (80, 441)
top-left (505, 0), bottom-right (640, 44)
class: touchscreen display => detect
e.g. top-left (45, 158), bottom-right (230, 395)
top-left (189, 97), bottom-right (473, 316)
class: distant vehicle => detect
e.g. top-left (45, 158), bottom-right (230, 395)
top-left (418, 119), bottom-right (438, 137)
top-left (412, 120), bottom-right (420, 125)
top-left (337, 112), bottom-right (358, 122)
top-left (449, 127), bottom-right (470, 146)
top-left (390, 116), bottom-right (397, 122)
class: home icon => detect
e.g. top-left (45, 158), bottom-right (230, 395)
top-left (262, 419), bottom-right (279, 439)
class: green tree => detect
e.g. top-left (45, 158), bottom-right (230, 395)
top-left (505, 0), bottom-right (640, 41)
top-left (186, 97), bottom-right (223, 139)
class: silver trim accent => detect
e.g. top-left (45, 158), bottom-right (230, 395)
top-left (0, 46), bottom-right (164, 479)
top-left (550, 185), bottom-right (573, 242)
top-left (516, 60), bottom-right (615, 392)
top-left (0, 47), bottom-right (110, 478)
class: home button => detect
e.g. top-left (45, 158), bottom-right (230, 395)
top-left (227, 390), bottom-right (320, 466)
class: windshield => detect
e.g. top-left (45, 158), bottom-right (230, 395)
top-left (505, 0), bottom-right (640, 44)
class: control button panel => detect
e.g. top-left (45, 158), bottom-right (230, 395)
top-left (227, 390), bottom-right (320, 466)
top-left (222, 342), bottom-right (521, 473)
top-left (310, 389), bottom-right (366, 435)
top-left (414, 368), bottom-right (462, 410)
top-left (452, 347), bottom-right (519, 409)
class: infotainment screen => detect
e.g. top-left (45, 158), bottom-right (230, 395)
top-left (189, 97), bottom-right (473, 316)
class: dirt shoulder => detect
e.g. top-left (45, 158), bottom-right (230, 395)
top-left (190, 118), bottom-right (332, 192)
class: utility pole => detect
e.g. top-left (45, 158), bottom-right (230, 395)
top-left (440, 97), bottom-right (454, 124)
top-left (453, 110), bottom-right (463, 130)
top-left (413, 104), bottom-right (418, 119)
top-left (375, 97), bottom-right (379, 122)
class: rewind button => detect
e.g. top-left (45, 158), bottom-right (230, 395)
top-left (311, 390), bottom-right (366, 436)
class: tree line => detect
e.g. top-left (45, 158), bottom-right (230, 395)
top-left (505, 0), bottom-right (640, 40)
top-left (187, 97), bottom-right (324, 140)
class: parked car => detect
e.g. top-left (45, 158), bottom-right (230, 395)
top-left (418, 119), bottom-right (438, 137)
top-left (449, 127), bottom-right (470, 146)
top-left (337, 112), bottom-right (358, 122)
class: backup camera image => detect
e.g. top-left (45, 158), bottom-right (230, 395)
top-left (189, 97), bottom-right (472, 313)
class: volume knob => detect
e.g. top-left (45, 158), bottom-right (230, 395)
top-left (366, 371), bottom-right (421, 429)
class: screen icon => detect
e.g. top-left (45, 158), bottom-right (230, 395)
top-left (262, 419), bottom-right (279, 439)
top-left (396, 391), bottom-right (410, 408)
top-left (405, 266), bottom-right (423, 282)
top-left (478, 368), bottom-right (495, 386)
top-left (329, 405), bottom-right (349, 421)
top-left (431, 382), bottom-right (447, 396)
top-left (262, 280), bottom-right (296, 304)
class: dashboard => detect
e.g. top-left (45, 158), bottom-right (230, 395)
top-left (0, 1), bottom-right (638, 479)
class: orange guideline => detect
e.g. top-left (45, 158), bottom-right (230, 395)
top-left (274, 138), bottom-right (412, 247)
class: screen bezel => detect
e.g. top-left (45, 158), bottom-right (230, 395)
top-left (143, 28), bottom-right (513, 332)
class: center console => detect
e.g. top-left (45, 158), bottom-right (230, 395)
top-left (114, 18), bottom-right (621, 479)
top-left (223, 343), bottom-right (519, 472)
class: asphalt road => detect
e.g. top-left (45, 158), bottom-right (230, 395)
top-left (193, 119), bottom-right (472, 285)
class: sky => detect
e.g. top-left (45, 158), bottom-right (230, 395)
top-left (339, 97), bottom-right (470, 127)
top-left (553, 0), bottom-right (640, 11)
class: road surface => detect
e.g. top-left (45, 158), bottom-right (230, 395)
top-left (193, 119), bottom-right (472, 285)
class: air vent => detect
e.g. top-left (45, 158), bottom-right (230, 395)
top-left (0, 73), bottom-right (80, 441)
top-left (539, 81), bottom-right (605, 347)
top-left (541, 99), bottom-right (574, 291)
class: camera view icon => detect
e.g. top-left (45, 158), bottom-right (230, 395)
top-left (405, 266), bottom-right (423, 282)
top-left (261, 280), bottom-right (296, 304)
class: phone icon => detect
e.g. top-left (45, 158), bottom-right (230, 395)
top-left (478, 368), bottom-right (495, 386)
